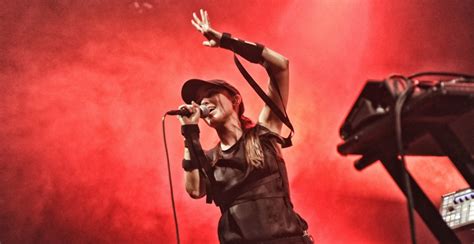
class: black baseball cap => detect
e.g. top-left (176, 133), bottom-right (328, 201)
top-left (181, 79), bottom-right (245, 114)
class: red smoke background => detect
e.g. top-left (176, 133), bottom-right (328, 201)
top-left (1, 0), bottom-right (473, 243)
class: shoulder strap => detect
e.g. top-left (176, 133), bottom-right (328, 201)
top-left (233, 54), bottom-right (294, 148)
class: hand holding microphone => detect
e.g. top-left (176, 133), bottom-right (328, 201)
top-left (167, 102), bottom-right (209, 125)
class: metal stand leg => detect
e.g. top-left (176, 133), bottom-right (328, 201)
top-left (379, 154), bottom-right (460, 243)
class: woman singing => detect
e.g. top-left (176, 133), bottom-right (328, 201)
top-left (177, 9), bottom-right (313, 244)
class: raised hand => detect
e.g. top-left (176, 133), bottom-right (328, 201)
top-left (191, 9), bottom-right (222, 47)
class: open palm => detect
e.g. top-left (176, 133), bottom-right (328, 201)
top-left (191, 9), bottom-right (220, 47)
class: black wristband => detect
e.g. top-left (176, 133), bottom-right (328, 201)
top-left (182, 159), bottom-right (200, 172)
top-left (181, 124), bottom-right (199, 137)
top-left (220, 32), bottom-right (264, 64)
top-left (219, 32), bottom-right (233, 49)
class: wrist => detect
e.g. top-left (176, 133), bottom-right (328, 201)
top-left (219, 32), bottom-right (264, 64)
top-left (181, 124), bottom-right (200, 137)
top-left (219, 32), bottom-right (233, 49)
top-left (209, 28), bottom-right (222, 42)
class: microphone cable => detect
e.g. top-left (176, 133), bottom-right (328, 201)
top-left (161, 114), bottom-right (180, 244)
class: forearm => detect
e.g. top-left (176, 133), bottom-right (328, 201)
top-left (216, 30), bottom-right (288, 69)
top-left (216, 31), bottom-right (289, 100)
top-left (185, 170), bottom-right (205, 198)
top-left (192, 9), bottom-right (289, 74)
top-left (210, 27), bottom-right (290, 131)
top-left (183, 147), bottom-right (206, 198)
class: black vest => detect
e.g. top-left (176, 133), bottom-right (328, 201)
top-left (204, 124), bottom-right (308, 243)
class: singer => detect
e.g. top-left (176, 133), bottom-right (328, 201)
top-left (176, 9), bottom-right (312, 244)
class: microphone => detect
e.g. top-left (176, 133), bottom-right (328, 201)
top-left (166, 105), bottom-right (210, 118)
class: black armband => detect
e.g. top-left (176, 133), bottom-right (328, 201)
top-left (182, 159), bottom-right (200, 172)
top-left (181, 124), bottom-right (204, 171)
top-left (181, 124), bottom-right (200, 137)
top-left (220, 32), bottom-right (264, 64)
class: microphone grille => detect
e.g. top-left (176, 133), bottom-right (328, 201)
top-left (200, 105), bottom-right (210, 118)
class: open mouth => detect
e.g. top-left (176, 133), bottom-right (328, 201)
top-left (208, 106), bottom-right (216, 114)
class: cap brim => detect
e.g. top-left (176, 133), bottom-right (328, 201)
top-left (181, 79), bottom-right (216, 104)
top-left (181, 78), bottom-right (245, 115)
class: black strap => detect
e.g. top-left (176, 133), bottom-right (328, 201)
top-left (233, 54), bottom-right (294, 148)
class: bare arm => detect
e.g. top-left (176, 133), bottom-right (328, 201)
top-left (183, 147), bottom-right (206, 199)
top-left (192, 9), bottom-right (290, 135)
top-left (258, 48), bottom-right (289, 135)
top-left (178, 102), bottom-right (206, 199)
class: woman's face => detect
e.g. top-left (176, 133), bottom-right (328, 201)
top-left (198, 88), bottom-right (237, 127)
